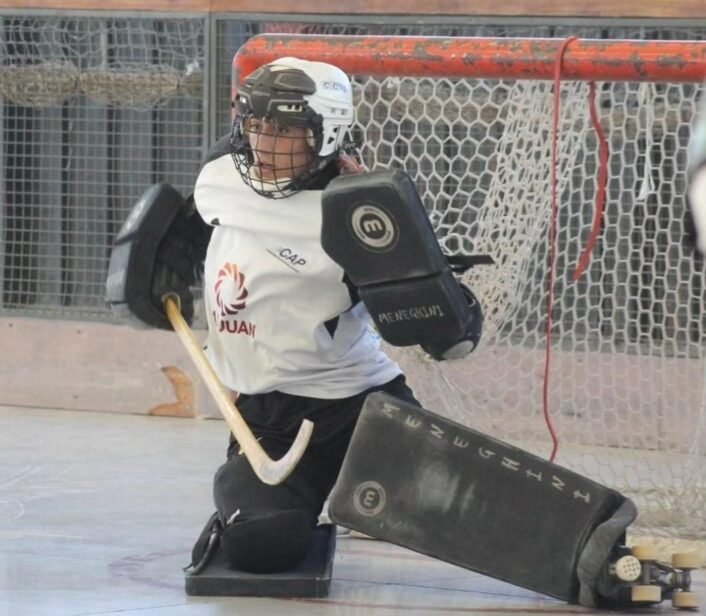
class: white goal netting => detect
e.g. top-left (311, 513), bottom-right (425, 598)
top-left (342, 65), bottom-right (706, 548)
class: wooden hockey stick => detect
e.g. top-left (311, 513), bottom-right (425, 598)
top-left (163, 295), bottom-right (313, 485)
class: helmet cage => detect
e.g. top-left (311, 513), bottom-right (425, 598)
top-left (230, 113), bottom-right (332, 199)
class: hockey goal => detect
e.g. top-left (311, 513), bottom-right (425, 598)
top-left (235, 35), bottom-right (706, 551)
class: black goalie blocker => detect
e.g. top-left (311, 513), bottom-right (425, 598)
top-left (322, 169), bottom-right (491, 360)
top-left (106, 183), bottom-right (212, 330)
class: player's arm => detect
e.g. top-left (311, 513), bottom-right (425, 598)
top-left (687, 99), bottom-right (706, 254)
top-left (106, 183), bottom-right (212, 329)
top-left (321, 169), bottom-right (489, 360)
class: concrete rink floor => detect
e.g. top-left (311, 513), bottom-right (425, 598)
top-left (1, 406), bottom-right (704, 616)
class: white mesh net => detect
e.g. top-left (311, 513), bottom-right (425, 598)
top-left (352, 74), bottom-right (706, 548)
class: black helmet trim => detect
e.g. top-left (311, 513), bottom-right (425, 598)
top-left (235, 65), bottom-right (322, 129)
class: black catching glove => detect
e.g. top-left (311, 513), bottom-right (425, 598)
top-left (106, 183), bottom-right (212, 330)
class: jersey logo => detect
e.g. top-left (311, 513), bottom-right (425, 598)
top-left (267, 246), bottom-right (307, 272)
top-left (215, 262), bottom-right (249, 316)
top-left (213, 262), bottom-right (256, 337)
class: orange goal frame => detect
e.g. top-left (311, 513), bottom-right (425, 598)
top-left (232, 34), bottom-right (706, 92)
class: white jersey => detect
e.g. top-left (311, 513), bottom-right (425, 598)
top-left (193, 150), bottom-right (401, 398)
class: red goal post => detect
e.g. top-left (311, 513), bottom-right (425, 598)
top-left (233, 35), bottom-right (706, 85)
top-left (232, 34), bottom-right (706, 552)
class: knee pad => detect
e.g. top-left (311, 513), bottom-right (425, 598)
top-left (221, 509), bottom-right (316, 573)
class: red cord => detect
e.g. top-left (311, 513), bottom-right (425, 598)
top-left (573, 82), bottom-right (610, 280)
top-left (544, 37), bottom-right (578, 463)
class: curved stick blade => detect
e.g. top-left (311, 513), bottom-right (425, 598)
top-left (252, 419), bottom-right (315, 485)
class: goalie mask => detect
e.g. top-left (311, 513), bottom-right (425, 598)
top-left (230, 57), bottom-right (355, 198)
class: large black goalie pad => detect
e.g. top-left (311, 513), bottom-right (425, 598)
top-left (329, 393), bottom-right (637, 607)
top-left (321, 169), bottom-right (484, 359)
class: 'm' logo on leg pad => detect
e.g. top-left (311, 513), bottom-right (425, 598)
top-left (353, 481), bottom-right (387, 517)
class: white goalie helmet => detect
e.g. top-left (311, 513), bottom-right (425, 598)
top-left (231, 57), bottom-right (355, 197)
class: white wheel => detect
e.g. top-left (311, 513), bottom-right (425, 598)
top-left (631, 585), bottom-right (662, 603)
top-left (672, 552), bottom-right (702, 570)
top-left (613, 555), bottom-right (642, 582)
top-left (631, 544), bottom-right (659, 561)
top-left (672, 591), bottom-right (699, 609)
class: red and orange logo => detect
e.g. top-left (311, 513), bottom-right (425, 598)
top-left (215, 262), bottom-right (249, 316)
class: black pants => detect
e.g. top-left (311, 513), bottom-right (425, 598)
top-left (212, 374), bottom-right (418, 572)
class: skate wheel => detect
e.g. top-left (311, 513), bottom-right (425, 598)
top-left (631, 585), bottom-right (662, 603)
top-left (631, 544), bottom-right (658, 561)
top-left (614, 555), bottom-right (642, 582)
top-left (672, 591), bottom-right (699, 609)
top-left (672, 552), bottom-right (702, 570)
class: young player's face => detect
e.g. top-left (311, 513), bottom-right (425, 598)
top-left (245, 117), bottom-right (315, 184)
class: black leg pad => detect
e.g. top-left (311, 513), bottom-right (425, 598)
top-left (184, 523), bottom-right (336, 598)
top-left (329, 393), bottom-right (631, 603)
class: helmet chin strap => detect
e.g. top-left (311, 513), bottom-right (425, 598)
top-left (246, 150), bottom-right (337, 197)
top-left (247, 168), bottom-right (293, 193)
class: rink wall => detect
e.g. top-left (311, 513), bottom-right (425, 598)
top-left (1, 317), bottom-right (221, 418)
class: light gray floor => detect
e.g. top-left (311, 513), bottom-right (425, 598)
top-left (1, 406), bottom-right (703, 616)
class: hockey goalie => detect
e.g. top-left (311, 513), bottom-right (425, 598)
top-left (106, 55), bottom-right (699, 609)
